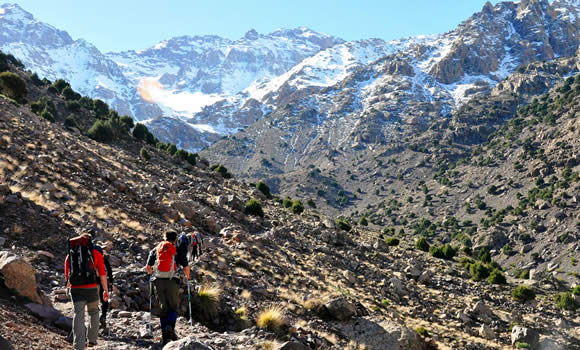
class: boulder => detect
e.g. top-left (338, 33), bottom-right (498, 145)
top-left (54, 315), bottom-right (73, 331)
top-left (25, 303), bottom-right (61, 323)
top-left (325, 297), bottom-right (357, 321)
top-left (418, 270), bottom-right (434, 285)
top-left (538, 339), bottom-right (566, 350)
top-left (479, 324), bottom-right (495, 340)
top-left (278, 341), bottom-right (309, 350)
top-left (343, 270), bottom-right (357, 285)
top-left (163, 336), bottom-right (213, 350)
top-left (511, 326), bottom-right (539, 348)
top-left (389, 277), bottom-right (406, 297)
top-left (0, 252), bottom-right (43, 304)
top-left (339, 317), bottom-right (425, 350)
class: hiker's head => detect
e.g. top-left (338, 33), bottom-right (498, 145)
top-left (99, 241), bottom-right (113, 252)
top-left (164, 230), bottom-right (177, 243)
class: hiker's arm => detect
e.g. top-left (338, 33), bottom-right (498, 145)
top-left (99, 275), bottom-right (109, 302)
top-left (145, 249), bottom-right (156, 274)
top-left (183, 265), bottom-right (190, 280)
top-left (64, 255), bottom-right (70, 286)
top-left (104, 257), bottom-right (113, 286)
top-left (94, 249), bottom-right (109, 302)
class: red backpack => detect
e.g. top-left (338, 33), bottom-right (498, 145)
top-left (154, 241), bottom-right (176, 278)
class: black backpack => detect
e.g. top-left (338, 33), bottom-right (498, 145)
top-left (68, 235), bottom-right (97, 286)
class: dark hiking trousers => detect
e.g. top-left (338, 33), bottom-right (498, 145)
top-left (153, 278), bottom-right (179, 330)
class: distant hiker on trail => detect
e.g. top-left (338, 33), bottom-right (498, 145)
top-left (177, 230), bottom-right (203, 263)
top-left (146, 230), bottom-right (190, 345)
top-left (65, 233), bottom-right (109, 350)
top-left (95, 241), bottom-right (114, 330)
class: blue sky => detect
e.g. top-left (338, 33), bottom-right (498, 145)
top-left (10, 0), bottom-right (499, 52)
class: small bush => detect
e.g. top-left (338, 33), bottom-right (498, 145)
top-left (430, 244), bottom-right (456, 260)
top-left (512, 285), bottom-right (535, 303)
top-left (469, 262), bottom-right (490, 281)
top-left (478, 247), bottom-right (491, 263)
top-left (0, 72), bottom-right (27, 102)
top-left (30, 73), bottom-right (43, 86)
top-left (291, 200), bottom-right (304, 214)
top-left (415, 237), bottom-right (430, 252)
top-left (415, 327), bottom-right (430, 337)
top-left (573, 286), bottom-right (580, 296)
top-left (306, 199), bottom-right (316, 208)
top-left (120, 115), bottom-right (134, 131)
top-left (256, 181), bottom-right (271, 198)
top-left (488, 268), bottom-right (506, 284)
top-left (186, 152), bottom-right (197, 166)
top-left (41, 109), bottom-right (55, 122)
top-left (132, 123), bottom-right (148, 140)
top-left (516, 343), bottom-right (530, 349)
top-left (282, 196), bottom-right (292, 208)
top-left (211, 164), bottom-right (232, 178)
top-left (140, 147), bottom-right (151, 161)
top-left (51, 79), bottom-right (69, 93)
top-left (256, 306), bottom-right (285, 332)
top-left (92, 99), bottom-right (109, 117)
top-left (385, 237), bottom-right (399, 246)
top-left (235, 306), bottom-right (248, 320)
top-left (61, 86), bottom-right (80, 100)
top-left (66, 100), bottom-right (81, 112)
top-left (88, 120), bottom-right (114, 143)
top-left (64, 114), bottom-right (78, 129)
top-left (245, 198), bottom-right (264, 217)
top-left (335, 218), bottom-right (351, 231)
top-left (359, 217), bottom-right (368, 226)
top-left (555, 292), bottom-right (579, 311)
top-left (519, 269), bottom-right (529, 279)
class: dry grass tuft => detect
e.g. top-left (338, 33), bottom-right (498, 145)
top-left (256, 305), bottom-right (286, 332)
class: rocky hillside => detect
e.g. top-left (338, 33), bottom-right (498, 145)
top-left (0, 55), bottom-right (578, 349)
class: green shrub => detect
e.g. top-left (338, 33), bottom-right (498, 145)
top-left (555, 292), bottom-right (579, 311)
top-left (306, 199), bottom-right (316, 208)
top-left (61, 86), bottom-right (80, 100)
top-left (51, 79), bottom-right (69, 93)
top-left (430, 244), bottom-right (456, 260)
top-left (88, 120), bottom-right (114, 143)
top-left (335, 218), bottom-right (351, 231)
top-left (415, 327), bottom-right (430, 337)
top-left (140, 147), bottom-right (151, 161)
top-left (256, 181), bottom-right (271, 198)
top-left (31, 97), bottom-right (57, 116)
top-left (211, 164), bottom-right (232, 179)
top-left (478, 247), bottom-right (491, 263)
top-left (0, 52), bottom-right (23, 72)
top-left (282, 196), bottom-right (293, 208)
top-left (291, 200), bottom-right (304, 214)
top-left (66, 100), bottom-right (81, 112)
top-left (92, 99), bottom-right (109, 118)
top-left (469, 262), bottom-right (490, 281)
top-left (512, 285), bottom-right (535, 303)
top-left (488, 268), bottom-right (506, 284)
top-left (415, 237), bottom-right (430, 252)
top-left (245, 198), bottom-right (264, 217)
top-left (64, 114), bottom-right (78, 129)
top-left (519, 269), bottom-right (529, 279)
top-left (145, 130), bottom-right (157, 145)
top-left (30, 72), bottom-right (43, 86)
top-left (516, 343), bottom-right (530, 349)
top-left (132, 123), bottom-right (148, 140)
top-left (573, 286), bottom-right (580, 296)
top-left (41, 109), bottom-right (55, 122)
top-left (385, 237), bottom-right (399, 246)
top-left (120, 115), bottom-right (134, 131)
top-left (186, 152), bottom-right (197, 166)
top-left (359, 217), bottom-right (368, 226)
top-left (0, 72), bottom-right (27, 102)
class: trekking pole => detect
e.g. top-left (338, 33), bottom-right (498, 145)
top-left (147, 276), bottom-right (153, 333)
top-left (187, 279), bottom-right (193, 327)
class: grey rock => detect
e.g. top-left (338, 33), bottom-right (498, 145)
top-left (418, 270), bottom-right (434, 285)
top-left (339, 317), bottom-right (425, 350)
top-left (511, 326), bottom-right (539, 348)
top-left (538, 338), bottom-right (566, 350)
top-left (324, 297), bottom-right (357, 321)
top-left (479, 324), bottom-right (495, 340)
top-left (54, 315), bottom-right (72, 331)
top-left (25, 303), bottom-right (61, 322)
top-left (163, 336), bottom-right (213, 350)
top-left (278, 341), bottom-right (309, 350)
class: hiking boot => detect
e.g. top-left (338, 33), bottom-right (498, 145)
top-left (161, 329), bottom-right (170, 346)
top-left (99, 315), bottom-right (107, 329)
top-left (87, 342), bottom-right (97, 347)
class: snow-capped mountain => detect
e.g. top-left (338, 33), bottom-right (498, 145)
top-left (205, 0), bottom-right (580, 175)
top-left (0, 1), bottom-right (579, 153)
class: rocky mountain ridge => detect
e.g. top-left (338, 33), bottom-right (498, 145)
top-left (0, 55), bottom-right (578, 349)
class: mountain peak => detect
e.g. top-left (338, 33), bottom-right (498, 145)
top-left (244, 29), bottom-right (259, 40)
top-left (0, 2), bottom-right (34, 20)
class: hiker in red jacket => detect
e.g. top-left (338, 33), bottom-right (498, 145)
top-left (64, 234), bottom-right (109, 350)
top-left (146, 230), bottom-right (190, 345)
